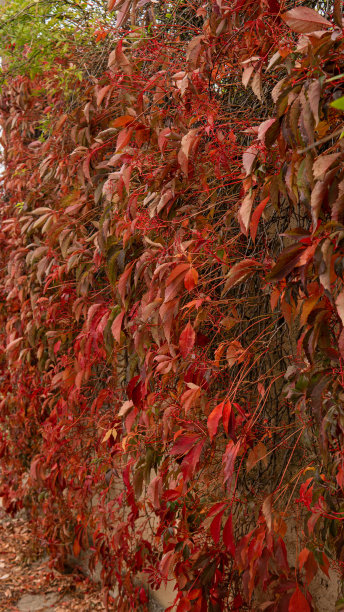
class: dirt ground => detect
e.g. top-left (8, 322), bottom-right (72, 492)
top-left (0, 507), bottom-right (107, 612)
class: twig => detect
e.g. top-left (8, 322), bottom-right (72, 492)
top-left (297, 127), bottom-right (343, 154)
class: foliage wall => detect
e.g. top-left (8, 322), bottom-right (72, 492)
top-left (1, 0), bottom-right (344, 609)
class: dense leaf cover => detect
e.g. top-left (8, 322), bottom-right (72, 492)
top-left (0, 0), bottom-right (344, 609)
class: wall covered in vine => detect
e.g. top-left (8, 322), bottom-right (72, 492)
top-left (0, 0), bottom-right (344, 610)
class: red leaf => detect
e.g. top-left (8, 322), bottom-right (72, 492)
top-left (207, 402), bottom-right (224, 442)
top-left (223, 514), bottom-right (235, 555)
top-left (222, 401), bottom-right (232, 435)
top-left (210, 508), bottom-right (225, 545)
top-left (116, 127), bottom-right (133, 152)
top-left (288, 588), bottom-right (310, 612)
top-left (181, 441), bottom-right (204, 482)
top-left (320, 552), bottom-right (330, 578)
top-left (223, 439), bottom-right (241, 485)
top-left (250, 197), bottom-right (269, 243)
top-left (298, 548), bottom-right (310, 571)
top-left (207, 501), bottom-right (227, 518)
top-left (304, 551), bottom-right (317, 585)
top-left (179, 322), bottom-right (196, 359)
top-left (184, 267), bottom-right (198, 291)
top-left (159, 550), bottom-right (175, 580)
top-left (170, 433), bottom-right (198, 456)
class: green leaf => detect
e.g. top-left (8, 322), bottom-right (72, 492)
top-left (331, 96), bottom-right (344, 111)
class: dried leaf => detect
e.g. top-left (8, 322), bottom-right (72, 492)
top-left (224, 259), bottom-right (259, 292)
top-left (181, 384), bottom-right (201, 414)
top-left (97, 85), bottom-right (112, 107)
top-left (226, 340), bottom-right (245, 367)
top-left (246, 442), bottom-right (268, 472)
top-left (251, 70), bottom-right (262, 101)
top-left (243, 146), bottom-right (258, 176)
top-left (282, 7), bottom-right (332, 33)
top-left (268, 245), bottom-right (304, 282)
top-left (262, 494), bottom-right (273, 531)
top-left (258, 118), bottom-right (279, 146)
top-left (178, 129), bottom-right (200, 175)
top-left (308, 80), bottom-right (321, 126)
top-left (334, 0), bottom-right (342, 27)
top-left (336, 290), bottom-right (344, 325)
top-left (115, 0), bottom-right (131, 27)
top-left (238, 191), bottom-right (255, 235)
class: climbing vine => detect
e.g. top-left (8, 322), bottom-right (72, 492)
top-left (0, 0), bottom-right (344, 610)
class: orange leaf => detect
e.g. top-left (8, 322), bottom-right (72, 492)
top-left (73, 537), bottom-right (81, 557)
top-left (111, 310), bottom-right (125, 343)
top-left (166, 263), bottom-right (190, 286)
top-left (97, 85), bottom-right (112, 107)
top-left (184, 267), bottom-right (198, 291)
top-left (207, 402), bottom-right (224, 442)
top-left (298, 548), bottom-right (310, 571)
top-left (250, 197), bottom-right (269, 243)
top-left (111, 114), bottom-right (135, 128)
